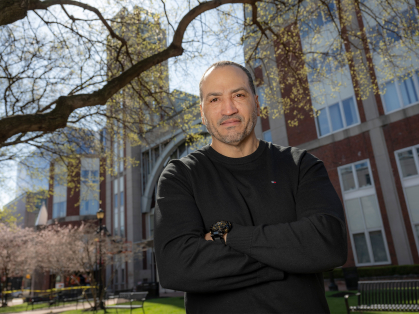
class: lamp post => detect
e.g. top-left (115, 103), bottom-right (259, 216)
top-left (96, 208), bottom-right (105, 310)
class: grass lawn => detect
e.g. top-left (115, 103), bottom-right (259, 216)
top-left (0, 301), bottom-right (59, 313)
top-left (61, 297), bottom-right (186, 314)
top-left (0, 300), bottom-right (86, 313)
top-left (2, 294), bottom-right (413, 314)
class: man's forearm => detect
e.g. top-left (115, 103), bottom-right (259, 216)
top-left (225, 214), bottom-right (347, 274)
top-left (155, 231), bottom-right (285, 293)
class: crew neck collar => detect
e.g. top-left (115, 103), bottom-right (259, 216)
top-left (201, 140), bottom-right (267, 165)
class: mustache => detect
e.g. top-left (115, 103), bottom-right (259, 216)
top-left (218, 115), bottom-right (243, 126)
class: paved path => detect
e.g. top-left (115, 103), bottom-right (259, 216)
top-left (8, 299), bottom-right (117, 314)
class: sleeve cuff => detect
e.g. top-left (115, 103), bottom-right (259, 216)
top-left (226, 223), bottom-right (255, 255)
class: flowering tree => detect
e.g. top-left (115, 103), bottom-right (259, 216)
top-left (0, 223), bottom-right (36, 307)
top-left (37, 222), bottom-right (143, 310)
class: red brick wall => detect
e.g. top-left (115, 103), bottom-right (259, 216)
top-left (284, 112), bottom-right (317, 147)
top-left (353, 3), bottom-right (386, 116)
top-left (261, 115), bottom-right (270, 132)
top-left (273, 23), bottom-right (318, 147)
top-left (100, 157), bottom-right (106, 221)
top-left (253, 65), bottom-right (264, 87)
top-left (47, 163), bottom-right (54, 220)
top-left (383, 114), bottom-right (419, 264)
top-left (309, 132), bottom-right (398, 267)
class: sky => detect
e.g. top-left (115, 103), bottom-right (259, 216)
top-left (0, 0), bottom-right (245, 209)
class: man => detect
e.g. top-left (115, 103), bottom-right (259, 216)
top-left (154, 61), bottom-right (347, 313)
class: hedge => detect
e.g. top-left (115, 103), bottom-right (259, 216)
top-left (323, 265), bottom-right (419, 279)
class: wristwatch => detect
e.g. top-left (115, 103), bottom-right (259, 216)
top-left (210, 221), bottom-right (232, 245)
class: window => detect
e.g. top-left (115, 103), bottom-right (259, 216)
top-left (368, 9), bottom-right (419, 51)
top-left (338, 160), bottom-right (390, 266)
top-left (119, 138), bottom-right (124, 173)
top-left (53, 162), bottom-right (67, 218)
top-left (80, 158), bottom-right (99, 216)
top-left (300, 2), bottom-right (336, 39)
top-left (381, 72), bottom-right (419, 113)
top-left (121, 262), bottom-right (125, 284)
top-left (120, 177), bottom-right (125, 237)
top-left (395, 145), bottom-right (419, 253)
top-left (114, 179), bottom-right (119, 236)
top-left (263, 130), bottom-right (272, 142)
top-left (315, 96), bottom-right (360, 137)
top-left (306, 49), bottom-right (346, 82)
top-left (257, 86), bottom-right (265, 106)
top-left (113, 135), bottom-right (118, 174)
top-left (254, 47), bottom-right (262, 67)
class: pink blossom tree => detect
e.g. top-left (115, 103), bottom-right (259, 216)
top-left (0, 223), bottom-right (37, 307)
top-left (37, 222), bottom-right (143, 310)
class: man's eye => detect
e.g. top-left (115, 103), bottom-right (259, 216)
top-left (210, 98), bottom-right (218, 102)
top-left (236, 94), bottom-right (244, 97)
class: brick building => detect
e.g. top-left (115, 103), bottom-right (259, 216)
top-left (244, 0), bottom-right (419, 268)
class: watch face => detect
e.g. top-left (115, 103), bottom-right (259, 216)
top-left (211, 221), bottom-right (232, 235)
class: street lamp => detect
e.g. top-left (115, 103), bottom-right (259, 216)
top-left (96, 208), bottom-right (105, 310)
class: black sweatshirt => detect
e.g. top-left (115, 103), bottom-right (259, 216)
top-left (154, 140), bottom-right (347, 314)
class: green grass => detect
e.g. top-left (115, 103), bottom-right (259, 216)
top-left (0, 301), bottom-right (56, 313)
top-left (62, 297), bottom-right (186, 314)
top-left (4, 294), bottom-right (418, 314)
top-left (0, 300), bottom-right (85, 313)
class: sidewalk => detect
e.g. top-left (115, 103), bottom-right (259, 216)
top-left (8, 299), bottom-right (118, 314)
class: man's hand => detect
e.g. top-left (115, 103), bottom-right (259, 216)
top-left (205, 232), bottom-right (213, 241)
top-left (205, 232), bottom-right (227, 243)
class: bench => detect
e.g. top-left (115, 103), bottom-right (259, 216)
top-left (106, 292), bottom-right (148, 314)
top-left (344, 280), bottom-right (419, 313)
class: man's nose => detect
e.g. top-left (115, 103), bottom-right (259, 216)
top-left (221, 97), bottom-right (238, 116)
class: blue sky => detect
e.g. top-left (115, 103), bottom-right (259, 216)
top-left (0, 0), bottom-right (245, 209)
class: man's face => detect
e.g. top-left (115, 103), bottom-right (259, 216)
top-left (200, 66), bottom-right (260, 145)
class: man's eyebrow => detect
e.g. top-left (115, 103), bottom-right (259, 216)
top-left (205, 92), bottom-right (222, 100)
top-left (231, 87), bottom-right (248, 94)
top-left (205, 87), bottom-right (249, 100)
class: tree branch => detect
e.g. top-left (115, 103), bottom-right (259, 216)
top-left (0, 0), bottom-right (257, 146)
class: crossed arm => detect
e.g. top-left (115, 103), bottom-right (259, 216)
top-left (154, 152), bottom-right (347, 293)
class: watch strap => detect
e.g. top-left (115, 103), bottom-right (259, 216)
top-left (211, 233), bottom-right (226, 245)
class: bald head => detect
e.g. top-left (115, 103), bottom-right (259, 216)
top-left (199, 61), bottom-right (256, 103)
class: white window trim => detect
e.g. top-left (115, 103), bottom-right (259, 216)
top-left (381, 72), bottom-right (419, 115)
top-left (338, 159), bottom-right (391, 266)
top-left (314, 94), bottom-right (361, 138)
top-left (394, 144), bottom-right (419, 254)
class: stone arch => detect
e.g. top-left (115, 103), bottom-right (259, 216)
top-left (141, 126), bottom-right (208, 213)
